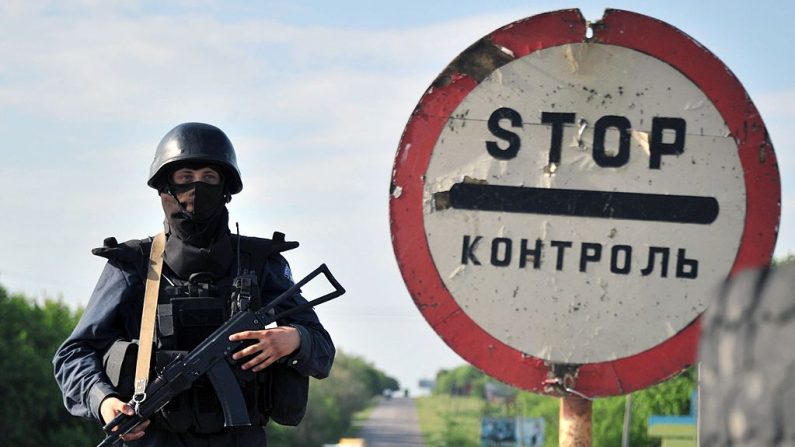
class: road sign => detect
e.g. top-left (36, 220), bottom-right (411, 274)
top-left (389, 9), bottom-right (779, 396)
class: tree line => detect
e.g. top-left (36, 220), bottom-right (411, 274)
top-left (0, 285), bottom-right (397, 447)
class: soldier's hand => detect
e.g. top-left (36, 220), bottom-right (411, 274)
top-left (229, 326), bottom-right (301, 372)
top-left (100, 396), bottom-right (150, 442)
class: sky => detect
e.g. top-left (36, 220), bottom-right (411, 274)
top-left (0, 0), bottom-right (793, 395)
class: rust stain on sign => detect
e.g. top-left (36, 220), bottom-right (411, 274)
top-left (544, 363), bottom-right (583, 397)
top-left (433, 176), bottom-right (488, 211)
top-left (432, 38), bottom-right (516, 88)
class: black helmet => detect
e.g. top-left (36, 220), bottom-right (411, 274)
top-left (148, 122), bottom-right (243, 194)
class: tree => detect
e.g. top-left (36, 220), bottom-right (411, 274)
top-left (0, 286), bottom-right (101, 447)
top-left (773, 253), bottom-right (795, 266)
top-left (435, 364), bottom-right (488, 396)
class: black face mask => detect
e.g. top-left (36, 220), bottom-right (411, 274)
top-left (160, 182), bottom-right (233, 279)
top-left (170, 182), bottom-right (225, 219)
top-left (161, 182), bottom-right (227, 245)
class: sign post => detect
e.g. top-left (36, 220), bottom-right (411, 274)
top-left (560, 396), bottom-right (591, 447)
top-left (390, 9), bottom-right (780, 445)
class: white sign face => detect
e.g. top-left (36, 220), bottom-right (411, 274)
top-left (422, 43), bottom-right (745, 363)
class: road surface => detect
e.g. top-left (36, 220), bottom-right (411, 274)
top-left (358, 397), bottom-right (425, 446)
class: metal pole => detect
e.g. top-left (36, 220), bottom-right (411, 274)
top-left (621, 393), bottom-right (632, 447)
top-left (559, 395), bottom-right (592, 447)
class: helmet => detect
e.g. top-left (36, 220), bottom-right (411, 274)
top-left (148, 122), bottom-right (243, 194)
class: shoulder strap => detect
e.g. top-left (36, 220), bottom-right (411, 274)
top-left (133, 232), bottom-right (166, 404)
top-left (236, 231), bottom-right (299, 270)
top-left (92, 237), bottom-right (152, 282)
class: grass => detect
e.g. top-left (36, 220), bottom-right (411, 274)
top-left (415, 395), bottom-right (483, 447)
top-left (415, 393), bottom-right (560, 447)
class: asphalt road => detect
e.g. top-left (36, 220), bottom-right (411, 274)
top-left (358, 397), bottom-right (425, 446)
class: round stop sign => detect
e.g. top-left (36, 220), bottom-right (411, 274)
top-left (390, 9), bottom-right (780, 396)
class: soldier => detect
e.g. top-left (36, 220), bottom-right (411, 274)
top-left (53, 122), bottom-right (335, 446)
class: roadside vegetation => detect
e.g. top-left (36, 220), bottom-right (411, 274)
top-left (416, 393), bottom-right (483, 447)
top-left (773, 253), bottom-right (795, 265)
top-left (418, 364), bottom-right (696, 447)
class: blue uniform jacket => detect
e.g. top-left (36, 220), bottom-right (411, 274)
top-left (52, 235), bottom-right (335, 422)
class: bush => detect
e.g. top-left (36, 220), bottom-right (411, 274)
top-left (0, 286), bottom-right (101, 447)
top-left (435, 364), bottom-right (488, 396)
top-left (434, 364), bottom-right (696, 447)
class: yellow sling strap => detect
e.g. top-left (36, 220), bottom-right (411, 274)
top-left (132, 232), bottom-right (166, 407)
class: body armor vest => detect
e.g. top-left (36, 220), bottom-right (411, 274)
top-left (153, 269), bottom-right (259, 433)
top-left (95, 232), bottom-right (306, 433)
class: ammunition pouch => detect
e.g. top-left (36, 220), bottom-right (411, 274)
top-left (265, 362), bottom-right (309, 426)
top-left (157, 296), bottom-right (227, 350)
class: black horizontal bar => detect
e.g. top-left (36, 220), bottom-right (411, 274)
top-left (447, 183), bottom-right (719, 224)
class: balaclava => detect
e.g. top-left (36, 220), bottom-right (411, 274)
top-left (160, 164), bottom-right (234, 280)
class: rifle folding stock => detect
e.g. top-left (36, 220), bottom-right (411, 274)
top-left (97, 264), bottom-right (345, 447)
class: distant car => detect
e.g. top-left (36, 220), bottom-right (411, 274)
top-left (382, 389), bottom-right (392, 400)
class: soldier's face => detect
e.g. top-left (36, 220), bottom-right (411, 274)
top-left (170, 166), bottom-right (222, 213)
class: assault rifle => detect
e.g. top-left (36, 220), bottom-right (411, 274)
top-left (97, 264), bottom-right (345, 447)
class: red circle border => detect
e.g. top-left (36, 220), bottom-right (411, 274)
top-left (389, 9), bottom-right (780, 396)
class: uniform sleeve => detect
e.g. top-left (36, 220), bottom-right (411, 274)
top-left (52, 262), bottom-right (142, 421)
top-left (260, 255), bottom-right (335, 379)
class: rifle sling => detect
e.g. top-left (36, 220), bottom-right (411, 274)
top-left (134, 232), bottom-right (165, 399)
